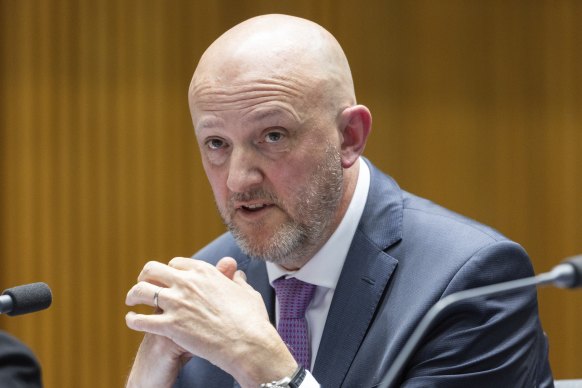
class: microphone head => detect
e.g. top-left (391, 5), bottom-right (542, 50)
top-left (2, 282), bottom-right (52, 316)
top-left (565, 255), bottom-right (582, 288)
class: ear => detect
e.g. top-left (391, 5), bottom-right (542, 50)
top-left (338, 105), bottom-right (372, 168)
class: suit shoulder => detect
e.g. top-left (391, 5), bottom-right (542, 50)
top-left (401, 191), bottom-right (508, 243)
top-left (0, 331), bottom-right (42, 386)
top-left (395, 191), bottom-right (534, 283)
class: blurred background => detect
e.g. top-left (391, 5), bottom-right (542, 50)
top-left (1, 1), bottom-right (580, 386)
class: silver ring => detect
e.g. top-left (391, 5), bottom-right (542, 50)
top-left (153, 287), bottom-right (164, 310)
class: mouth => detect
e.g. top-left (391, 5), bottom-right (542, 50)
top-left (236, 202), bottom-right (274, 214)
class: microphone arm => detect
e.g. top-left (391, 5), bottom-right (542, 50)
top-left (378, 255), bottom-right (582, 388)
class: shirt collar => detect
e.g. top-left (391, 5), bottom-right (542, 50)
top-left (267, 158), bottom-right (371, 289)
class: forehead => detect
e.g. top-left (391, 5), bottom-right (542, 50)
top-left (191, 73), bottom-right (307, 110)
top-left (189, 71), bottom-right (325, 129)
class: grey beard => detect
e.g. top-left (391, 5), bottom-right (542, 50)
top-left (223, 145), bottom-right (343, 267)
top-left (230, 218), bottom-right (313, 266)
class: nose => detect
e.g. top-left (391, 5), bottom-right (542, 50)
top-left (226, 148), bottom-right (264, 193)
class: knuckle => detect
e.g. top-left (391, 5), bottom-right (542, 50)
top-left (144, 261), bottom-right (157, 272)
top-left (125, 289), bottom-right (134, 304)
top-left (134, 282), bottom-right (147, 298)
top-left (197, 260), bottom-right (214, 273)
top-left (140, 261), bottom-right (157, 278)
top-left (131, 315), bottom-right (144, 329)
top-left (126, 313), bottom-right (142, 330)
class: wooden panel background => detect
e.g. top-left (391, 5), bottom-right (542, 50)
top-left (0, 1), bottom-right (580, 386)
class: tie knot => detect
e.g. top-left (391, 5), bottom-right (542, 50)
top-left (273, 277), bottom-right (316, 319)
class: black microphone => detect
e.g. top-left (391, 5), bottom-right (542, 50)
top-left (0, 282), bottom-right (53, 316)
top-left (378, 255), bottom-right (582, 388)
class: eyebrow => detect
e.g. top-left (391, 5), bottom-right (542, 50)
top-left (196, 117), bottom-right (223, 131)
top-left (243, 107), bottom-right (299, 123)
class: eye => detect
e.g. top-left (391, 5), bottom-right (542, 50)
top-left (264, 131), bottom-right (284, 143)
top-left (206, 138), bottom-right (226, 150)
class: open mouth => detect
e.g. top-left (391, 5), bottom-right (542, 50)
top-left (238, 203), bottom-right (273, 213)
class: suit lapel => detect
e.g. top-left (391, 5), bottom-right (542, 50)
top-left (313, 160), bottom-right (403, 387)
top-left (313, 232), bottom-right (397, 386)
top-left (244, 256), bottom-right (276, 325)
top-left (230, 258), bottom-right (274, 388)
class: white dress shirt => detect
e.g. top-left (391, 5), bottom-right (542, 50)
top-left (266, 159), bottom-right (371, 386)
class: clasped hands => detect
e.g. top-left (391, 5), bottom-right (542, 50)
top-left (125, 257), bottom-right (298, 388)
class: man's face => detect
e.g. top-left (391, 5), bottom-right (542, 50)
top-left (190, 72), bottom-right (344, 267)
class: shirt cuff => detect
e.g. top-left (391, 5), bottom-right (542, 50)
top-left (298, 370), bottom-right (320, 387)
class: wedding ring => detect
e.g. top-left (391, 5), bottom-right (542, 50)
top-left (153, 287), bottom-right (164, 310)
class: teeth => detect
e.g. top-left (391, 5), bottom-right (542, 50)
top-left (246, 203), bottom-right (265, 209)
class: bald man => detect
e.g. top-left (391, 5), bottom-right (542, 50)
top-left (125, 14), bottom-right (553, 388)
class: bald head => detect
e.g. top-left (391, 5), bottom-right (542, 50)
top-left (189, 15), bottom-right (372, 268)
top-left (189, 14), bottom-right (356, 118)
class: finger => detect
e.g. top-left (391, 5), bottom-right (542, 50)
top-left (167, 257), bottom-right (197, 270)
top-left (232, 270), bottom-right (251, 288)
top-left (138, 260), bottom-right (179, 285)
top-left (125, 311), bottom-right (171, 336)
top-left (126, 282), bottom-right (165, 308)
top-left (168, 257), bottom-right (223, 277)
top-left (216, 257), bottom-right (238, 279)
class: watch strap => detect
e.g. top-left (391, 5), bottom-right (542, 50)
top-left (260, 365), bottom-right (306, 388)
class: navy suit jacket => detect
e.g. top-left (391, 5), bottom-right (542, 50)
top-left (0, 331), bottom-right (42, 388)
top-left (175, 160), bottom-right (553, 387)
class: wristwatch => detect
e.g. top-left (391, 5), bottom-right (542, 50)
top-left (259, 365), bottom-right (307, 388)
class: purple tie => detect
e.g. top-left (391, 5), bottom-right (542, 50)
top-left (273, 277), bottom-right (316, 369)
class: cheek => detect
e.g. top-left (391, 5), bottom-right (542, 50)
top-left (267, 157), bottom-right (316, 199)
top-left (203, 165), bottom-right (229, 206)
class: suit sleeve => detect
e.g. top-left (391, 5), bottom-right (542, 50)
top-left (399, 241), bottom-right (553, 388)
top-left (0, 331), bottom-right (42, 388)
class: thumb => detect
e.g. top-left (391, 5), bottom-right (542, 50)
top-left (215, 256), bottom-right (238, 279)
